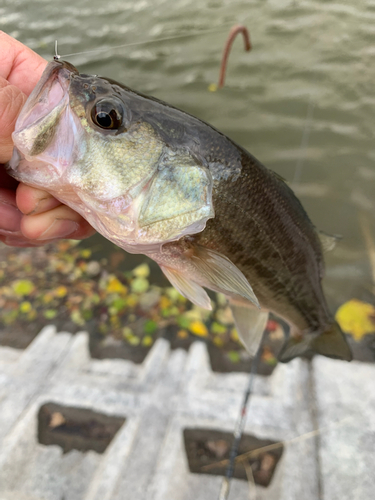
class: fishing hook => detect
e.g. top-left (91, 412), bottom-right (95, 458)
top-left (54, 40), bottom-right (61, 61)
top-left (218, 24), bottom-right (251, 89)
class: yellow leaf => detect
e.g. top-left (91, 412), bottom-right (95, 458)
top-left (19, 301), bottom-right (32, 313)
top-left (55, 286), bottom-right (67, 298)
top-left (160, 296), bottom-right (172, 310)
top-left (213, 336), bottom-right (224, 348)
top-left (335, 299), bottom-right (375, 341)
top-left (106, 275), bottom-right (127, 294)
top-left (80, 249), bottom-right (92, 259)
top-left (133, 263), bottom-right (150, 278)
top-left (12, 280), bottom-right (35, 297)
top-left (189, 320), bottom-right (208, 337)
top-left (230, 328), bottom-right (239, 342)
top-left (142, 335), bottom-right (153, 347)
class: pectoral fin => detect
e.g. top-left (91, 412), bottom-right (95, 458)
top-left (191, 246), bottom-right (259, 308)
top-left (160, 266), bottom-right (212, 310)
top-left (230, 303), bottom-right (268, 356)
top-left (156, 244), bottom-right (258, 314)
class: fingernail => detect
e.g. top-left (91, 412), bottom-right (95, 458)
top-left (38, 219), bottom-right (79, 240)
top-left (0, 201), bottom-right (22, 232)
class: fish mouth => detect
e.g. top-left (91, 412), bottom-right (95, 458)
top-left (12, 60), bottom-right (78, 159)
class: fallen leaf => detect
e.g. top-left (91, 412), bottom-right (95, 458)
top-left (44, 309), bottom-right (58, 320)
top-left (131, 277), bottom-right (149, 294)
top-left (213, 336), bottom-right (224, 348)
top-left (142, 335), bottom-right (153, 347)
top-left (144, 320), bottom-right (158, 335)
top-left (80, 249), bottom-right (92, 259)
top-left (177, 329), bottom-right (188, 339)
top-left (335, 299), bottom-right (375, 341)
top-left (159, 296), bottom-right (172, 310)
top-left (49, 412), bottom-right (66, 428)
top-left (12, 279), bottom-right (35, 297)
top-left (54, 285), bottom-right (67, 298)
top-left (106, 275), bottom-right (128, 294)
top-left (19, 301), bottom-right (32, 313)
top-left (227, 350), bottom-right (240, 363)
top-left (211, 321), bottom-right (227, 335)
top-left (133, 263), bottom-right (150, 278)
top-left (189, 320), bottom-right (208, 337)
top-left (230, 328), bottom-right (239, 342)
top-left (70, 310), bottom-right (85, 326)
top-left (206, 439), bottom-right (229, 458)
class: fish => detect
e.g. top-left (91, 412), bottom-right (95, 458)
top-left (6, 59), bottom-right (352, 363)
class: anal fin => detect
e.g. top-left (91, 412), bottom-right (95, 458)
top-left (230, 302), bottom-right (268, 357)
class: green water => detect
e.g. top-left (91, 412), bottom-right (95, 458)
top-left (2, 0), bottom-right (375, 307)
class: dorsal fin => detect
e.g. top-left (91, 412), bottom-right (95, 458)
top-left (317, 230), bottom-right (342, 252)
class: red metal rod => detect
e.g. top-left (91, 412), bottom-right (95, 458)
top-left (218, 24), bottom-right (251, 89)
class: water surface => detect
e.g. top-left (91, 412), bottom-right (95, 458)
top-left (2, 0), bottom-right (375, 307)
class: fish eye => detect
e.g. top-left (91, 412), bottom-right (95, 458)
top-left (91, 98), bottom-right (124, 130)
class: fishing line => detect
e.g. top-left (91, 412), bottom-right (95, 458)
top-left (218, 338), bottom-right (263, 500)
top-left (293, 97), bottom-right (315, 185)
top-left (58, 23), bottom-right (236, 59)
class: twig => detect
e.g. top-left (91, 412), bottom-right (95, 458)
top-left (204, 416), bottom-right (352, 472)
top-left (218, 342), bottom-right (262, 500)
top-left (218, 25), bottom-right (252, 89)
top-left (243, 461), bottom-right (257, 500)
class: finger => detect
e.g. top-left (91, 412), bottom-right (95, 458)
top-left (0, 234), bottom-right (59, 247)
top-left (0, 188), bottom-right (22, 232)
top-left (0, 79), bottom-right (27, 163)
top-left (21, 204), bottom-right (95, 241)
top-left (0, 31), bottom-right (47, 96)
top-left (16, 183), bottom-right (61, 215)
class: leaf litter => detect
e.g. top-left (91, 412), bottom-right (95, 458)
top-left (0, 239), bottom-right (372, 367)
top-left (0, 240), bottom-right (284, 370)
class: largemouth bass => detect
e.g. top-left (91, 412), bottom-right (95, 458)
top-left (7, 60), bottom-right (352, 362)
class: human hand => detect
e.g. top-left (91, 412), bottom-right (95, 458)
top-left (0, 31), bottom-right (95, 247)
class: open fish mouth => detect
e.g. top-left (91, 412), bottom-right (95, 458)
top-left (8, 60), bottom-right (84, 182)
top-left (12, 61), bottom-right (78, 159)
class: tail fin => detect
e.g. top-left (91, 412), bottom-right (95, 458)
top-left (278, 321), bottom-right (352, 363)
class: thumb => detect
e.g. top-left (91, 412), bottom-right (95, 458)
top-left (0, 77), bottom-right (27, 163)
